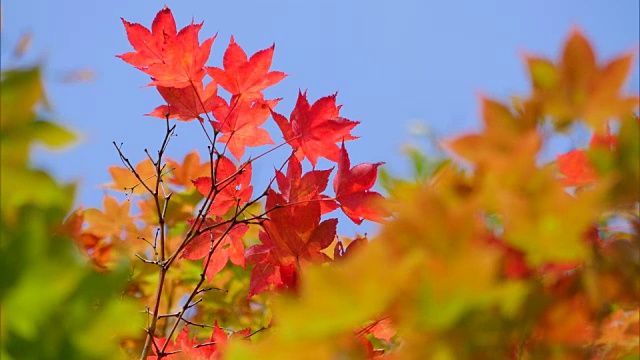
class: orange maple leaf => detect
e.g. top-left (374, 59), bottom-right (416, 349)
top-left (107, 158), bottom-right (156, 195)
top-left (526, 29), bottom-right (639, 130)
top-left (206, 36), bottom-right (286, 101)
top-left (165, 151), bottom-right (213, 188)
top-left (210, 98), bottom-right (279, 159)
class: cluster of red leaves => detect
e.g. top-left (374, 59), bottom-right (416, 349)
top-left (113, 6), bottom-right (389, 358)
top-left (180, 217), bottom-right (249, 281)
top-left (118, 5), bottom-right (386, 276)
top-left (243, 141), bottom-right (387, 298)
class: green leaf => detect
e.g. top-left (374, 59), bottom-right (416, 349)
top-left (527, 57), bottom-right (558, 90)
top-left (0, 67), bottom-right (44, 130)
top-left (30, 120), bottom-right (77, 148)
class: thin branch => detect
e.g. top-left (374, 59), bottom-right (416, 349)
top-left (113, 142), bottom-right (155, 195)
top-left (194, 326), bottom-right (268, 348)
top-left (139, 116), bottom-right (177, 360)
top-left (196, 286), bottom-right (227, 294)
top-left (135, 254), bottom-right (160, 266)
top-left (160, 219), bottom-right (236, 354)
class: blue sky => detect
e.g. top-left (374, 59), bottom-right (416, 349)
top-left (2, 1), bottom-right (639, 235)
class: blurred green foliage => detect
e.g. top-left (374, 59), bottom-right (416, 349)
top-left (0, 54), bottom-right (141, 358)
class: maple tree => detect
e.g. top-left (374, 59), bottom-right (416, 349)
top-left (99, 7), bottom-right (386, 359)
top-left (2, 6), bottom-right (639, 360)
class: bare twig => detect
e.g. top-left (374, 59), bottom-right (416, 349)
top-left (139, 117), bottom-right (177, 360)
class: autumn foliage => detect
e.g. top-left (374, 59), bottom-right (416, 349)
top-left (2, 6), bottom-right (638, 360)
top-left (108, 6), bottom-right (385, 359)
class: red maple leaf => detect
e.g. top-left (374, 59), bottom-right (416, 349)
top-left (117, 7), bottom-right (176, 69)
top-left (210, 97), bottom-right (279, 159)
top-left (244, 248), bottom-right (296, 298)
top-left (262, 190), bottom-right (336, 266)
top-left (148, 327), bottom-right (210, 359)
top-left (244, 191), bottom-right (337, 297)
top-left (181, 217), bottom-right (249, 280)
top-left (205, 321), bottom-right (251, 359)
top-left (146, 81), bottom-right (222, 121)
top-left (118, 6), bottom-right (216, 88)
top-left (556, 149), bottom-right (597, 187)
top-left (245, 261), bottom-right (279, 298)
top-left (556, 131), bottom-right (618, 187)
top-left (145, 24), bottom-right (215, 88)
top-left (333, 142), bottom-right (387, 224)
top-left (206, 36), bottom-right (286, 101)
top-left (192, 156), bottom-right (253, 216)
top-left (274, 154), bottom-right (338, 214)
top-left (272, 91), bottom-right (359, 167)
